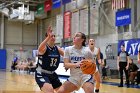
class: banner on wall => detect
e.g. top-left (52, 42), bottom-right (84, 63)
top-left (37, 3), bottom-right (44, 15)
top-left (52, 0), bottom-right (61, 9)
top-left (64, 11), bottom-right (71, 39)
top-left (116, 8), bottom-right (131, 26)
top-left (44, 0), bottom-right (52, 12)
top-left (32, 50), bottom-right (38, 57)
top-left (62, 0), bottom-right (71, 5)
top-left (118, 39), bottom-right (140, 55)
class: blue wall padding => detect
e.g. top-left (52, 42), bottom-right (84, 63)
top-left (0, 49), bottom-right (7, 69)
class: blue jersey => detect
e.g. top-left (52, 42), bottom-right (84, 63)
top-left (37, 45), bottom-right (60, 71)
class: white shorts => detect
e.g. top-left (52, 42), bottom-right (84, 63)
top-left (68, 74), bottom-right (94, 88)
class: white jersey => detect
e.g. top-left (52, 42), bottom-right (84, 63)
top-left (90, 47), bottom-right (98, 60)
top-left (64, 46), bottom-right (93, 76)
top-left (88, 47), bottom-right (99, 73)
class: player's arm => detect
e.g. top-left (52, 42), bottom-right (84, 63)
top-left (64, 58), bottom-right (80, 68)
top-left (126, 52), bottom-right (129, 70)
top-left (85, 49), bottom-right (96, 63)
top-left (100, 59), bottom-right (105, 67)
top-left (117, 52), bottom-right (120, 70)
top-left (57, 46), bottom-right (64, 56)
top-left (38, 26), bottom-right (51, 55)
top-left (137, 53), bottom-right (140, 61)
top-left (97, 48), bottom-right (101, 64)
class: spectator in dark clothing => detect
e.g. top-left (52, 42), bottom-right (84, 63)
top-left (96, 48), bottom-right (103, 71)
top-left (136, 70), bottom-right (140, 85)
top-left (128, 58), bottom-right (139, 84)
top-left (28, 61), bottom-right (36, 74)
top-left (138, 49), bottom-right (140, 64)
top-left (10, 61), bottom-right (17, 72)
top-left (101, 59), bottom-right (108, 79)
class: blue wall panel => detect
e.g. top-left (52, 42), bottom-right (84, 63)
top-left (0, 49), bottom-right (7, 69)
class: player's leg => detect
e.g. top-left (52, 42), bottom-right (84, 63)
top-left (82, 82), bottom-right (94, 93)
top-left (93, 71), bottom-right (101, 93)
top-left (57, 81), bottom-right (78, 93)
top-left (129, 72), bottom-right (137, 84)
top-left (81, 74), bottom-right (94, 93)
top-left (35, 72), bottom-right (56, 93)
top-left (49, 73), bottom-right (62, 92)
top-left (41, 83), bottom-right (54, 93)
top-left (124, 67), bottom-right (129, 87)
top-left (118, 67), bottom-right (124, 87)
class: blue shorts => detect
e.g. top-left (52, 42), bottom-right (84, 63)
top-left (35, 71), bottom-right (62, 89)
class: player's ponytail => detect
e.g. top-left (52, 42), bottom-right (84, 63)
top-left (79, 32), bottom-right (86, 46)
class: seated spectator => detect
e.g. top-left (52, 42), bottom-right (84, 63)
top-left (101, 59), bottom-right (109, 80)
top-left (128, 58), bottom-right (139, 85)
top-left (28, 60), bottom-right (36, 74)
top-left (21, 59), bottom-right (29, 71)
top-left (10, 61), bottom-right (17, 72)
top-left (15, 59), bottom-right (29, 73)
top-left (138, 49), bottom-right (140, 64)
top-left (15, 60), bottom-right (23, 71)
top-left (136, 69), bottom-right (140, 85)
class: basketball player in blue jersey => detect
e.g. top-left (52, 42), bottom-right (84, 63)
top-left (57, 32), bottom-right (94, 93)
top-left (35, 26), bottom-right (64, 93)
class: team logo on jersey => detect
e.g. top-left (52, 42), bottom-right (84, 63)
top-left (71, 56), bottom-right (85, 61)
top-left (48, 54), bottom-right (59, 57)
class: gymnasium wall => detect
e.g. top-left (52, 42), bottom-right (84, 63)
top-left (137, 0), bottom-right (140, 36)
top-left (137, 0), bottom-right (140, 21)
top-left (3, 19), bottom-right (38, 70)
top-left (0, 15), bottom-right (1, 42)
top-left (96, 34), bottom-right (118, 59)
top-left (94, 1), bottom-right (118, 59)
top-left (99, 1), bottom-right (116, 36)
top-left (5, 20), bottom-right (38, 49)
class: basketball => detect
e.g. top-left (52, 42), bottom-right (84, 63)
top-left (80, 59), bottom-right (96, 75)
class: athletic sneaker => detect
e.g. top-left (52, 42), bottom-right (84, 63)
top-left (95, 89), bottom-right (99, 93)
top-left (118, 84), bottom-right (123, 87)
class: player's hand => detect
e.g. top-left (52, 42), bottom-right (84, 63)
top-left (126, 65), bottom-right (129, 70)
top-left (117, 66), bottom-right (120, 71)
top-left (80, 60), bottom-right (86, 66)
top-left (138, 60), bottom-right (140, 64)
top-left (46, 26), bottom-right (52, 39)
top-left (75, 62), bottom-right (82, 68)
top-left (65, 67), bottom-right (69, 71)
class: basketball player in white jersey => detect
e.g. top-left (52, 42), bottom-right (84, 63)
top-left (88, 39), bottom-right (102, 93)
top-left (57, 32), bottom-right (94, 93)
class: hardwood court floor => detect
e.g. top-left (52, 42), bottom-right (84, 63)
top-left (0, 70), bottom-right (140, 93)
